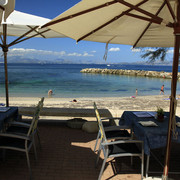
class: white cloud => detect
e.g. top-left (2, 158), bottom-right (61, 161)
top-left (83, 52), bottom-right (93, 57)
top-left (91, 50), bottom-right (96, 53)
top-left (7, 48), bottom-right (93, 59)
top-left (167, 49), bottom-right (174, 54)
top-left (131, 47), bottom-right (174, 55)
top-left (9, 48), bottom-right (66, 57)
top-left (145, 48), bottom-right (155, 52)
top-left (131, 48), bottom-right (155, 53)
top-left (109, 47), bottom-right (120, 52)
top-left (131, 48), bottom-right (141, 52)
top-left (65, 52), bottom-right (94, 57)
top-left (67, 52), bottom-right (82, 56)
top-left (145, 48), bottom-right (173, 54)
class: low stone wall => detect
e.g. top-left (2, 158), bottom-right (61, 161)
top-left (80, 68), bottom-right (180, 79)
top-left (18, 107), bottom-right (112, 118)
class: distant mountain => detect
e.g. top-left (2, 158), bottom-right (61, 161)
top-left (0, 55), bottom-right (107, 64)
top-left (0, 55), bottom-right (174, 65)
top-left (0, 56), bottom-right (71, 64)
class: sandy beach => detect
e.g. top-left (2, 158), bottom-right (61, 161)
top-left (1, 95), bottom-right (180, 118)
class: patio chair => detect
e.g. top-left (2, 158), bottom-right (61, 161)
top-left (6, 97), bottom-right (44, 149)
top-left (94, 102), bottom-right (144, 180)
top-left (93, 102), bottom-right (132, 153)
top-left (0, 98), bottom-right (44, 179)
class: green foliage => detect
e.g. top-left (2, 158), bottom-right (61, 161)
top-left (141, 47), bottom-right (169, 63)
top-left (156, 107), bottom-right (164, 115)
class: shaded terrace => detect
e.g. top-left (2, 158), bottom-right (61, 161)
top-left (0, 122), bottom-right (180, 180)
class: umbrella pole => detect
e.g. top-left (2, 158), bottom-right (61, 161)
top-left (3, 48), bottom-right (9, 107)
top-left (163, 2), bottom-right (180, 178)
top-left (2, 24), bottom-right (9, 107)
top-left (163, 35), bottom-right (180, 180)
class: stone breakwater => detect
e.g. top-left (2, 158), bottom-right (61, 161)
top-left (80, 68), bottom-right (180, 79)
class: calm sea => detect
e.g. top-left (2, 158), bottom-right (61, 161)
top-left (0, 63), bottom-right (179, 98)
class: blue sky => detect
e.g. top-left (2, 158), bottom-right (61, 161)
top-left (5, 0), bottom-right (174, 64)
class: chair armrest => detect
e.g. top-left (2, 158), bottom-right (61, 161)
top-left (102, 139), bottom-right (143, 146)
top-left (104, 125), bottom-right (132, 132)
top-left (0, 133), bottom-right (30, 140)
top-left (8, 121), bottom-right (30, 128)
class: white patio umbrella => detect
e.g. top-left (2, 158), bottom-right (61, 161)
top-left (43, 0), bottom-right (180, 179)
top-left (0, 0), bottom-right (15, 23)
top-left (0, 10), bottom-right (65, 107)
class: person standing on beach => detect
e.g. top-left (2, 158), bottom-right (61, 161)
top-left (160, 85), bottom-right (164, 95)
top-left (136, 89), bottom-right (138, 96)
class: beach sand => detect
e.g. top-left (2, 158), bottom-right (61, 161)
top-left (1, 95), bottom-right (180, 118)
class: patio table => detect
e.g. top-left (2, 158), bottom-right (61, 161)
top-left (0, 107), bottom-right (18, 131)
top-left (121, 111), bottom-right (180, 177)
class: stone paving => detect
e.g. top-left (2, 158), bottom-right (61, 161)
top-left (0, 123), bottom-right (179, 180)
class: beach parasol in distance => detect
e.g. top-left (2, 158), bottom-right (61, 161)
top-left (42, 0), bottom-right (180, 179)
top-left (0, 10), bottom-right (66, 107)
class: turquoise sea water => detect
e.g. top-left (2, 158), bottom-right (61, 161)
top-left (0, 63), bottom-right (179, 98)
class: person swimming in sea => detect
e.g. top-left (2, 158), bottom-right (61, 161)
top-left (48, 89), bottom-right (53, 97)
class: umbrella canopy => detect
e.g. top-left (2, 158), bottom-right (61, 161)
top-left (0, 0), bottom-right (15, 22)
top-left (43, 0), bottom-right (180, 179)
top-left (0, 10), bottom-right (65, 38)
top-left (43, 0), bottom-right (176, 47)
top-left (0, 10), bottom-right (66, 107)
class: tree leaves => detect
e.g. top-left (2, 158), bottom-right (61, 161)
top-left (140, 47), bottom-right (169, 63)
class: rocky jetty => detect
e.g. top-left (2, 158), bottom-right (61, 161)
top-left (80, 68), bottom-right (180, 79)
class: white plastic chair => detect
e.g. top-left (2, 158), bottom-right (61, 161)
top-left (0, 98), bottom-right (44, 180)
top-left (6, 97), bottom-right (44, 149)
top-left (94, 102), bottom-right (144, 180)
top-left (93, 102), bottom-right (133, 154)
